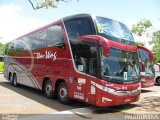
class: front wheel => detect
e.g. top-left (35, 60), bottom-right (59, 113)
top-left (57, 82), bottom-right (70, 104)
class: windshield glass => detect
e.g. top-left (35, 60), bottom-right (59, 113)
top-left (138, 49), bottom-right (155, 77)
top-left (96, 16), bottom-right (135, 44)
top-left (101, 48), bottom-right (140, 83)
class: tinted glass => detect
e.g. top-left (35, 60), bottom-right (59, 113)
top-left (7, 42), bottom-right (16, 55)
top-left (101, 48), bottom-right (139, 83)
top-left (8, 24), bottom-right (65, 53)
top-left (138, 49), bottom-right (155, 76)
top-left (26, 25), bottom-right (65, 50)
top-left (64, 18), bottom-right (93, 39)
top-left (46, 25), bottom-right (64, 48)
top-left (33, 30), bottom-right (47, 49)
top-left (96, 17), bottom-right (135, 45)
top-left (64, 18), bottom-right (97, 76)
top-left (14, 40), bottom-right (25, 53)
top-left (71, 41), bottom-right (97, 76)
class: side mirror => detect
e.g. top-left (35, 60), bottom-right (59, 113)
top-left (78, 35), bottom-right (110, 57)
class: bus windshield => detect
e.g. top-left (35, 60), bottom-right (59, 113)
top-left (138, 49), bottom-right (155, 77)
top-left (96, 16), bottom-right (134, 43)
top-left (101, 48), bottom-right (140, 83)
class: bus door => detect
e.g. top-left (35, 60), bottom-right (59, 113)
top-left (64, 17), bottom-right (103, 104)
top-left (70, 40), bottom-right (98, 105)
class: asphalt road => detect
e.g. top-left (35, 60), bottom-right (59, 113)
top-left (0, 73), bottom-right (160, 120)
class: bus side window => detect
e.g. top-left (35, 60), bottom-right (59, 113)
top-left (78, 18), bottom-right (93, 36)
top-left (14, 40), bottom-right (25, 53)
top-left (47, 24), bottom-right (65, 49)
top-left (64, 18), bottom-right (94, 39)
top-left (7, 42), bottom-right (16, 55)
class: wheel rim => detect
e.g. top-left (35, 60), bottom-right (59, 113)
top-left (46, 84), bottom-right (52, 95)
top-left (59, 87), bottom-right (67, 100)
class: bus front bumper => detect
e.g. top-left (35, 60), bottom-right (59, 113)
top-left (95, 88), bottom-right (141, 107)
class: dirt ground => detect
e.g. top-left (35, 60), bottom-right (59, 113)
top-left (125, 96), bottom-right (160, 114)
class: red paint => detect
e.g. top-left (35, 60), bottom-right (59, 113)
top-left (4, 15), bottom-right (141, 107)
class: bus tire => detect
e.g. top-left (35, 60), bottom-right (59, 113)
top-left (8, 73), bottom-right (12, 82)
top-left (57, 82), bottom-right (70, 104)
top-left (156, 77), bottom-right (160, 85)
top-left (44, 80), bottom-right (54, 98)
top-left (12, 74), bottom-right (18, 87)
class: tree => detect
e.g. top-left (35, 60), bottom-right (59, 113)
top-left (131, 19), bottom-right (152, 36)
top-left (150, 30), bottom-right (160, 63)
top-left (135, 41), bottom-right (144, 46)
top-left (131, 19), bottom-right (159, 63)
top-left (28, 0), bottom-right (78, 10)
top-left (131, 19), bottom-right (152, 47)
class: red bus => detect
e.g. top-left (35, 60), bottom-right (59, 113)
top-left (138, 46), bottom-right (155, 88)
top-left (154, 63), bottom-right (160, 85)
top-left (4, 14), bottom-right (141, 107)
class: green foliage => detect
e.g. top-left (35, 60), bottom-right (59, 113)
top-left (131, 19), bottom-right (160, 63)
top-left (135, 41), bottom-right (144, 46)
top-left (131, 19), bottom-right (152, 36)
top-left (0, 42), bottom-right (4, 48)
top-left (36, 0), bottom-right (57, 9)
top-left (28, 0), bottom-right (78, 10)
top-left (150, 30), bottom-right (160, 63)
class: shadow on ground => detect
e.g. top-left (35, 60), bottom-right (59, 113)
top-left (92, 103), bottom-right (140, 114)
top-left (141, 89), bottom-right (153, 93)
top-left (0, 81), bottom-right (89, 112)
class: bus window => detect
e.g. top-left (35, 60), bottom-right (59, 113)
top-left (95, 16), bottom-right (135, 45)
top-left (14, 40), bottom-right (25, 53)
top-left (101, 48), bottom-right (140, 83)
top-left (138, 49), bottom-right (155, 77)
top-left (47, 24), bottom-right (65, 49)
top-left (72, 41), bottom-right (97, 76)
top-left (26, 30), bottom-right (46, 50)
top-left (64, 18), bottom-right (94, 39)
top-left (7, 42), bottom-right (17, 55)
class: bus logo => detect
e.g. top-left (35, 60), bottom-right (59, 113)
top-left (34, 51), bottom-right (57, 61)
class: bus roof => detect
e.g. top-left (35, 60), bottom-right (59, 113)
top-left (62, 13), bottom-right (125, 25)
top-left (7, 13), bottom-right (126, 44)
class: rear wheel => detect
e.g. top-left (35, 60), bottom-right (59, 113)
top-left (8, 73), bottom-right (12, 82)
top-left (156, 77), bottom-right (160, 85)
top-left (12, 74), bottom-right (18, 87)
top-left (44, 80), bottom-right (54, 98)
top-left (57, 82), bottom-right (70, 104)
